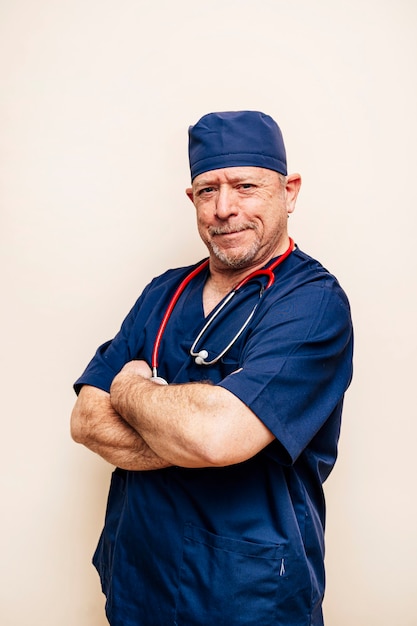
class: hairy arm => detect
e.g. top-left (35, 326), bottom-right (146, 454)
top-left (110, 361), bottom-right (275, 468)
top-left (70, 384), bottom-right (171, 471)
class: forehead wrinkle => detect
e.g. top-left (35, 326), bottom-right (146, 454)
top-left (193, 167), bottom-right (276, 190)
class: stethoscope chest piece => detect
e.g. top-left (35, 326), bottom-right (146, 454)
top-left (151, 375), bottom-right (169, 385)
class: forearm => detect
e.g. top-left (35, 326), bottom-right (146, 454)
top-left (110, 363), bottom-right (274, 468)
top-left (70, 385), bottom-right (171, 471)
top-left (111, 376), bottom-right (214, 467)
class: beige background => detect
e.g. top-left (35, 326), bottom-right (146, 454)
top-left (1, 1), bottom-right (416, 624)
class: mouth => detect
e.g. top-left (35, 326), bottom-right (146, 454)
top-left (216, 231), bottom-right (243, 239)
top-left (209, 223), bottom-right (256, 237)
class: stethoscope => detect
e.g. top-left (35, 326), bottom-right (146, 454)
top-left (151, 238), bottom-right (295, 384)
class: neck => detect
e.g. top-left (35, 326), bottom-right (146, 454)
top-left (203, 236), bottom-right (292, 315)
top-left (208, 235), bottom-right (291, 291)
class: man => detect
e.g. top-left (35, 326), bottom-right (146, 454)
top-left (71, 110), bottom-right (353, 626)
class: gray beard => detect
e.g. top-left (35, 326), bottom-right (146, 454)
top-left (208, 223), bottom-right (260, 268)
top-left (210, 238), bottom-right (261, 268)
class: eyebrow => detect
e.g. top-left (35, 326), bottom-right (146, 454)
top-left (193, 174), bottom-right (258, 189)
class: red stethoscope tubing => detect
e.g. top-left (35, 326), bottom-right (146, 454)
top-left (151, 237), bottom-right (294, 376)
top-left (152, 259), bottom-right (209, 376)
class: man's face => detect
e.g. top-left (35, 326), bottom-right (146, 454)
top-left (186, 166), bottom-right (300, 271)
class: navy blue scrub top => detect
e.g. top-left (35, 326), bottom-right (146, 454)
top-left (74, 247), bottom-right (353, 626)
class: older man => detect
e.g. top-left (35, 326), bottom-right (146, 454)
top-left (71, 111), bottom-right (353, 626)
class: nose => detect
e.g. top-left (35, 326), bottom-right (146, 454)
top-left (214, 186), bottom-right (238, 220)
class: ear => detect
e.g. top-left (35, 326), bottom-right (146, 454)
top-left (285, 173), bottom-right (302, 215)
top-left (185, 187), bottom-right (194, 203)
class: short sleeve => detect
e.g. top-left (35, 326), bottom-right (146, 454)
top-left (218, 277), bottom-right (353, 464)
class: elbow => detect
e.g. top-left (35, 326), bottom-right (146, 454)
top-left (180, 426), bottom-right (272, 469)
top-left (176, 437), bottom-right (245, 469)
top-left (195, 439), bottom-right (233, 468)
top-left (177, 449), bottom-right (244, 470)
top-left (70, 406), bottom-right (87, 444)
top-left (199, 446), bottom-right (246, 468)
top-left (148, 436), bottom-right (228, 469)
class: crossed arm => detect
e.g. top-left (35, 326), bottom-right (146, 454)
top-left (70, 360), bottom-right (274, 470)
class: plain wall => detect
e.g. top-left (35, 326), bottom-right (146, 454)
top-left (1, 1), bottom-right (416, 624)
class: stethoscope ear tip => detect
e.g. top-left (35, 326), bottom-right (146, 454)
top-left (195, 349), bottom-right (209, 365)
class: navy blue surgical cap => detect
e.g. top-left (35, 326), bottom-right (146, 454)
top-left (188, 110), bottom-right (287, 181)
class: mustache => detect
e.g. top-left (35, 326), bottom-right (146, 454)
top-left (208, 222), bottom-right (257, 236)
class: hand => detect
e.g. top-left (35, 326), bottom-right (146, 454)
top-left (117, 359), bottom-right (152, 380)
top-left (110, 360), bottom-right (153, 417)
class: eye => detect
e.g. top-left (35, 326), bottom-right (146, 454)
top-left (237, 183), bottom-right (255, 191)
top-left (197, 186), bottom-right (216, 196)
